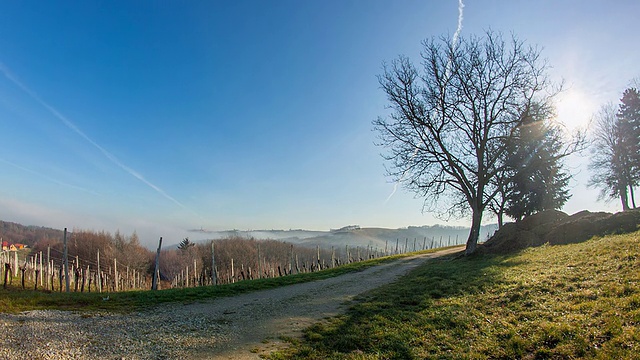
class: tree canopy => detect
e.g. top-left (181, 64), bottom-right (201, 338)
top-left (374, 30), bottom-right (559, 255)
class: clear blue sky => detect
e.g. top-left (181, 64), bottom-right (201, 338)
top-left (0, 1), bottom-right (638, 247)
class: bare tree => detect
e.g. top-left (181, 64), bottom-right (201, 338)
top-left (589, 103), bottom-right (634, 210)
top-left (374, 31), bottom-right (558, 254)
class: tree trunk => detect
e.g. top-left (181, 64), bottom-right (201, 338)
top-left (621, 186), bottom-right (630, 211)
top-left (629, 185), bottom-right (636, 209)
top-left (465, 207), bottom-right (483, 255)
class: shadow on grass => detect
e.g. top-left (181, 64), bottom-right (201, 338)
top-left (271, 252), bottom-right (523, 359)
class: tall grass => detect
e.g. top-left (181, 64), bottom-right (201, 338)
top-left (271, 231), bottom-right (640, 359)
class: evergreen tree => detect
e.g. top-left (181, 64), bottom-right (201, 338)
top-left (616, 88), bottom-right (640, 207)
top-left (503, 112), bottom-right (572, 221)
top-left (178, 237), bottom-right (194, 251)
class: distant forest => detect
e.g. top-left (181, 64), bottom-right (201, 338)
top-left (0, 220), bottom-right (64, 246)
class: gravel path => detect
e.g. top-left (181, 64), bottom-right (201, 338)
top-left (0, 247), bottom-right (462, 360)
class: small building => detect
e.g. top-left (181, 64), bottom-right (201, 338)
top-left (1, 241), bottom-right (8, 251)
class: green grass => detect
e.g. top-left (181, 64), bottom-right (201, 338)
top-left (270, 232), bottom-right (640, 359)
top-left (0, 250), bottom-right (436, 314)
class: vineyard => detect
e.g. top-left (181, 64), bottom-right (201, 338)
top-left (1, 227), bottom-right (462, 294)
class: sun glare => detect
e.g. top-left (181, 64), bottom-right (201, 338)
top-left (554, 88), bottom-right (595, 133)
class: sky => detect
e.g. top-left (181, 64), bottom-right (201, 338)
top-left (0, 1), bottom-right (638, 247)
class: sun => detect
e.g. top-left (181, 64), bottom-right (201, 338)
top-left (554, 88), bottom-right (596, 132)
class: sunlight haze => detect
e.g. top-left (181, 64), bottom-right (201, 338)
top-left (0, 1), bottom-right (637, 247)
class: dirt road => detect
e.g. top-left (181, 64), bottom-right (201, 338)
top-left (0, 247), bottom-right (462, 360)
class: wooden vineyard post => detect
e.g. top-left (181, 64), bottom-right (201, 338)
top-left (211, 240), bottom-right (217, 286)
top-left (385, 240), bottom-right (388, 255)
top-left (50, 261), bottom-right (55, 291)
top-left (97, 249), bottom-right (102, 293)
top-left (257, 243), bottom-right (262, 279)
top-left (193, 259), bottom-right (197, 287)
top-left (39, 251), bottom-right (43, 287)
top-left (413, 238), bottom-right (417, 252)
top-left (423, 237), bottom-right (427, 250)
top-left (152, 237), bottom-right (162, 291)
top-left (74, 257), bottom-right (79, 290)
top-left (14, 251), bottom-right (18, 277)
top-left (47, 246), bottom-right (50, 290)
top-left (230, 258), bottom-right (234, 283)
top-left (82, 265), bottom-right (88, 292)
top-left (289, 244), bottom-right (294, 275)
top-left (331, 246), bottom-right (335, 268)
top-left (63, 228), bottom-right (70, 293)
top-left (114, 258), bottom-right (118, 292)
top-left (395, 239), bottom-right (399, 254)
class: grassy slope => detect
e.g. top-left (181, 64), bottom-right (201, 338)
top-left (272, 231), bottom-right (640, 359)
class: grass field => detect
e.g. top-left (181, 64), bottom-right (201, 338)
top-left (270, 231), bottom-right (640, 359)
top-left (0, 250), bottom-right (429, 314)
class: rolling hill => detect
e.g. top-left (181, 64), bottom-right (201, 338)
top-left (189, 224), bottom-right (498, 250)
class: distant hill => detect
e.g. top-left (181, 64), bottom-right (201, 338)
top-left (189, 224), bottom-right (498, 250)
top-left (0, 220), bottom-right (64, 247)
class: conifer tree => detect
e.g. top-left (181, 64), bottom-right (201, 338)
top-left (502, 109), bottom-right (572, 221)
top-left (616, 88), bottom-right (640, 207)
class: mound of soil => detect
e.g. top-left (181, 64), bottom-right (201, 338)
top-left (481, 209), bottom-right (640, 254)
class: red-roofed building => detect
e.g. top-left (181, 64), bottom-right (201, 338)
top-left (1, 241), bottom-right (8, 251)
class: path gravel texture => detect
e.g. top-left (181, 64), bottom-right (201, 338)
top-left (0, 247), bottom-right (462, 360)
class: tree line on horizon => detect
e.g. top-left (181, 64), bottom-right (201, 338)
top-left (374, 30), bottom-right (639, 255)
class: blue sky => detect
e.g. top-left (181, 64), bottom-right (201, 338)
top-left (0, 1), bottom-right (638, 247)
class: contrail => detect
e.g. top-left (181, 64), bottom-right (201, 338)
top-left (385, 147), bottom-right (419, 204)
top-left (452, 0), bottom-right (465, 50)
top-left (386, 1), bottom-right (464, 204)
top-left (445, 0), bottom-right (465, 79)
top-left (0, 62), bottom-right (189, 210)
